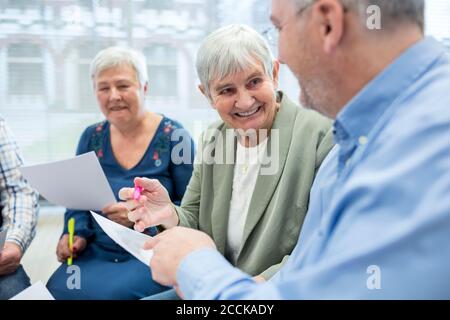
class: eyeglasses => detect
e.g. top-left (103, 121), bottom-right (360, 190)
top-left (262, 0), bottom-right (316, 47)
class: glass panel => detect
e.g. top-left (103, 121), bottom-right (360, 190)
top-left (8, 63), bottom-right (44, 95)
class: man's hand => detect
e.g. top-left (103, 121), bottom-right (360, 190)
top-left (56, 234), bottom-right (87, 263)
top-left (0, 242), bottom-right (22, 275)
top-left (102, 202), bottom-right (134, 228)
top-left (119, 177), bottom-right (179, 232)
top-left (143, 227), bottom-right (216, 287)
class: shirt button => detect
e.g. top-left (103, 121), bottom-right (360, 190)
top-left (114, 258), bottom-right (119, 263)
top-left (358, 136), bottom-right (368, 145)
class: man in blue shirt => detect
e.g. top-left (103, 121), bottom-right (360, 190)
top-left (123, 0), bottom-right (450, 299)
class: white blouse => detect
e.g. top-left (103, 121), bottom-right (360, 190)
top-left (225, 138), bottom-right (268, 264)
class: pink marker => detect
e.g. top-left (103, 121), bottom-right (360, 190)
top-left (133, 185), bottom-right (143, 200)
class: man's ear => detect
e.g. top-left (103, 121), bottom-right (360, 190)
top-left (313, 0), bottom-right (345, 54)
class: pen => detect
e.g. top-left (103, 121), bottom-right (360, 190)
top-left (67, 217), bottom-right (75, 266)
top-left (133, 185), bottom-right (143, 200)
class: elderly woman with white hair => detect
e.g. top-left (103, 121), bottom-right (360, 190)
top-left (46, 47), bottom-right (195, 299)
top-left (120, 24), bottom-right (334, 299)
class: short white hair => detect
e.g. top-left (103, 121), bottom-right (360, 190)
top-left (196, 24), bottom-right (274, 99)
top-left (89, 46), bottom-right (148, 89)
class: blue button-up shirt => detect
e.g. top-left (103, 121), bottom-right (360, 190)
top-left (176, 37), bottom-right (450, 299)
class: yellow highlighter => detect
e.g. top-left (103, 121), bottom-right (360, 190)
top-left (67, 217), bottom-right (75, 266)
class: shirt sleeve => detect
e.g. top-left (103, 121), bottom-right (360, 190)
top-left (177, 248), bottom-right (285, 300)
top-left (0, 118), bottom-right (39, 253)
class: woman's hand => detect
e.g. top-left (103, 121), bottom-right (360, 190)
top-left (102, 202), bottom-right (134, 228)
top-left (119, 177), bottom-right (179, 232)
top-left (56, 235), bottom-right (87, 263)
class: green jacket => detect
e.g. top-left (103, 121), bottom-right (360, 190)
top-left (176, 92), bottom-right (334, 279)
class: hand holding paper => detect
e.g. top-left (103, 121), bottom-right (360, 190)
top-left (102, 202), bottom-right (134, 228)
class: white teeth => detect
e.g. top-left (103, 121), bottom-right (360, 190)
top-left (236, 106), bottom-right (260, 117)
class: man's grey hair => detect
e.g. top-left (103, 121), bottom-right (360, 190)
top-left (89, 46), bottom-right (148, 89)
top-left (293, 0), bottom-right (425, 32)
top-left (196, 24), bottom-right (275, 99)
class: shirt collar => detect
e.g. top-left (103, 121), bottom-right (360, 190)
top-left (334, 37), bottom-right (445, 146)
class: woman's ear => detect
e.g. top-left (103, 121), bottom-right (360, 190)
top-left (198, 84), bottom-right (207, 96)
top-left (198, 84), bottom-right (216, 109)
top-left (143, 82), bottom-right (149, 95)
top-left (272, 60), bottom-right (280, 90)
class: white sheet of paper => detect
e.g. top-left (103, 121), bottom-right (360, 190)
top-left (90, 211), bottom-right (153, 265)
top-left (10, 281), bottom-right (55, 300)
top-left (0, 225), bottom-right (7, 254)
top-left (20, 151), bottom-right (116, 211)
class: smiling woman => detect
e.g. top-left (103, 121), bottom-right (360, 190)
top-left (197, 25), bottom-right (282, 147)
top-left (95, 64), bottom-right (146, 126)
top-left (206, 61), bottom-right (280, 143)
top-left (92, 49), bottom-right (151, 134)
top-left (93, 62), bottom-right (164, 170)
top-left (45, 46), bottom-right (195, 300)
